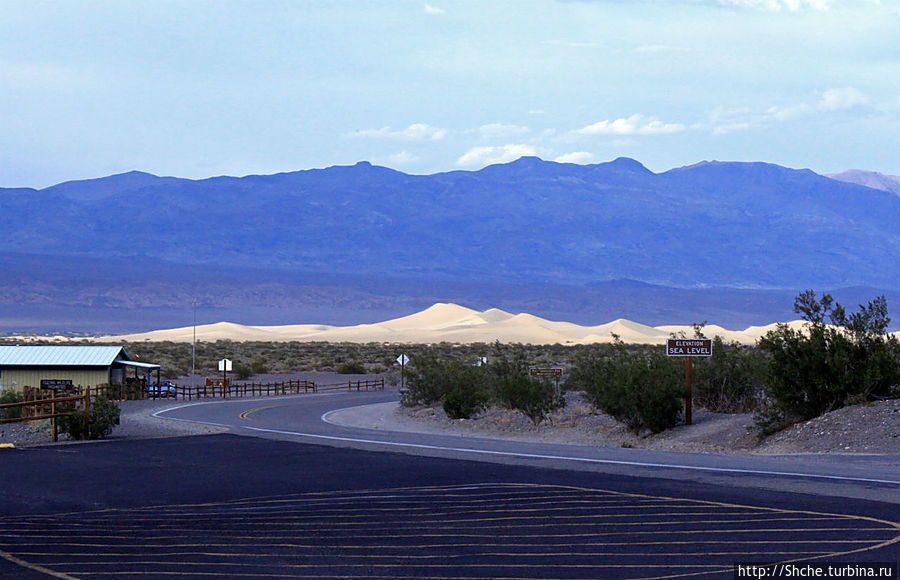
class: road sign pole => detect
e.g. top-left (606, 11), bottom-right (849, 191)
top-left (685, 356), bottom-right (693, 426)
top-left (396, 354), bottom-right (409, 392)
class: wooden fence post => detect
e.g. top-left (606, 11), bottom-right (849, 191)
top-left (83, 387), bottom-right (91, 439)
top-left (51, 398), bottom-right (58, 442)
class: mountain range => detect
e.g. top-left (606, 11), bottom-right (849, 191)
top-left (1, 157), bottom-right (898, 334)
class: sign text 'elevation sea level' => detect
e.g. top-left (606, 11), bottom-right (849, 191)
top-left (666, 338), bottom-right (713, 357)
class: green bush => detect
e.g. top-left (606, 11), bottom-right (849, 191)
top-left (336, 361), bottom-right (367, 374)
top-left (0, 390), bottom-right (24, 420)
top-left (569, 340), bottom-right (682, 433)
top-left (756, 291), bottom-right (900, 435)
top-left (496, 374), bottom-right (564, 425)
top-left (442, 385), bottom-right (489, 419)
top-left (402, 353), bottom-right (487, 407)
top-left (693, 336), bottom-right (766, 413)
top-left (233, 362), bottom-right (253, 380)
top-left (57, 397), bottom-right (121, 440)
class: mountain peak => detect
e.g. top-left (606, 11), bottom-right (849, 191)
top-left (827, 169), bottom-right (900, 195)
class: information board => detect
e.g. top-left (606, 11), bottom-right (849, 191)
top-left (665, 339), bottom-right (712, 357)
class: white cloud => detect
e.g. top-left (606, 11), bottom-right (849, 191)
top-left (691, 0), bottom-right (831, 9)
top-left (818, 87), bottom-right (868, 111)
top-left (476, 123), bottom-right (530, 139)
top-left (350, 123), bottom-right (447, 141)
top-left (456, 144), bottom-right (538, 167)
top-left (706, 87), bottom-right (871, 133)
top-left (576, 114), bottom-right (685, 136)
top-left (554, 151), bottom-right (594, 164)
top-left (424, 3), bottom-right (445, 15)
top-left (387, 150), bottom-right (418, 165)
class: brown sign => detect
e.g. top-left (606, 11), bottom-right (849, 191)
top-left (529, 367), bottom-right (563, 377)
top-left (666, 339), bottom-right (712, 357)
top-left (40, 379), bottom-right (74, 390)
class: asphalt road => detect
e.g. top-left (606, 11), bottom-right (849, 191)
top-left (1, 391), bottom-right (898, 579)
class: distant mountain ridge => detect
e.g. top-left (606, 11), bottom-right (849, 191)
top-left (2, 156), bottom-right (899, 288)
top-left (2, 157), bottom-right (899, 333)
top-left (827, 169), bottom-right (900, 196)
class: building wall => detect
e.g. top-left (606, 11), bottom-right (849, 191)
top-left (0, 367), bottom-right (111, 394)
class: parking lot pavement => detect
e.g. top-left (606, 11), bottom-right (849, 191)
top-left (1, 434), bottom-right (898, 579)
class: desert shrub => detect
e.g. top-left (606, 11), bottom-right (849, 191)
top-left (336, 361), bottom-right (367, 374)
top-left (57, 397), bottom-right (121, 440)
top-left (402, 353), bottom-right (486, 407)
top-left (495, 374), bottom-right (564, 425)
top-left (756, 291), bottom-right (900, 435)
top-left (0, 390), bottom-right (24, 420)
top-left (442, 385), bottom-right (490, 419)
top-left (693, 336), bottom-right (767, 413)
top-left (569, 340), bottom-right (682, 433)
top-left (233, 362), bottom-right (253, 380)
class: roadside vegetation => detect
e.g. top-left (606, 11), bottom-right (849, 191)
top-left (4, 291), bottom-right (897, 437)
top-left (56, 397), bottom-right (121, 440)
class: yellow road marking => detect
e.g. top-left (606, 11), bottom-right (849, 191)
top-left (238, 406), bottom-right (273, 421)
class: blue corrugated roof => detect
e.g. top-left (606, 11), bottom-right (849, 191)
top-left (0, 346), bottom-right (128, 367)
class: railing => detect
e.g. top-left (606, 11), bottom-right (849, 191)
top-left (317, 378), bottom-right (385, 393)
top-left (0, 388), bottom-right (93, 442)
top-left (1, 377), bottom-right (387, 442)
top-left (146, 377), bottom-right (384, 401)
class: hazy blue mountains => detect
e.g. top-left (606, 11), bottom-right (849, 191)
top-left (1, 157), bottom-right (898, 333)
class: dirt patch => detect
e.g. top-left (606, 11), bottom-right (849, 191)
top-left (396, 392), bottom-right (900, 455)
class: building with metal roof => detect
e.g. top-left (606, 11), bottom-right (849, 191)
top-left (0, 346), bottom-right (159, 394)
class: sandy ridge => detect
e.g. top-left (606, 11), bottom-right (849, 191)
top-left (92, 303), bottom-right (833, 345)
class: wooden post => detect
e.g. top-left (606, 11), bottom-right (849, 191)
top-left (83, 387), bottom-right (91, 439)
top-left (51, 398), bottom-right (58, 442)
top-left (685, 357), bottom-right (693, 426)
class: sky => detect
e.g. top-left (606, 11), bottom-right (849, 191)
top-left (1, 0), bottom-right (899, 189)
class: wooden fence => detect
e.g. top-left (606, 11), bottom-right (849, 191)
top-left (145, 377), bottom-right (385, 401)
top-left (0, 387), bottom-right (93, 442)
top-left (1, 377), bottom-right (386, 442)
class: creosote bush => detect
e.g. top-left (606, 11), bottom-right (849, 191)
top-left (496, 374), bottom-right (564, 425)
top-left (693, 336), bottom-right (767, 413)
top-left (0, 390), bottom-right (24, 420)
top-left (567, 338), bottom-right (682, 434)
top-left (57, 397), bottom-right (121, 440)
top-left (402, 344), bottom-right (565, 425)
top-left (336, 361), bottom-right (367, 375)
top-left (755, 291), bottom-right (900, 435)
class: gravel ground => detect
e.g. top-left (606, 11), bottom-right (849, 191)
top-left (395, 392), bottom-right (900, 455)
top-left (0, 398), bottom-right (228, 447)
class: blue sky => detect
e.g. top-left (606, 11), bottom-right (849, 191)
top-left (2, 0), bottom-right (898, 188)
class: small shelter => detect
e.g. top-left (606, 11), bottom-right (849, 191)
top-left (0, 346), bottom-right (159, 394)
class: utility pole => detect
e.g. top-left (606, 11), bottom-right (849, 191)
top-left (192, 300), bottom-right (197, 379)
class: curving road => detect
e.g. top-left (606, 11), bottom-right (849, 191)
top-left (1, 391), bottom-right (898, 579)
top-left (157, 390), bottom-right (900, 504)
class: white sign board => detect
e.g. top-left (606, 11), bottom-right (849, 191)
top-left (218, 358), bottom-right (233, 371)
top-left (396, 354), bottom-right (409, 366)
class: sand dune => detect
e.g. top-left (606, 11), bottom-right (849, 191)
top-left (94, 302), bottom-right (840, 345)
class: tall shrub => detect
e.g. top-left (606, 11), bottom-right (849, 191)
top-left (756, 291), bottom-right (900, 433)
top-left (693, 336), bottom-right (766, 413)
top-left (495, 374), bottom-right (564, 425)
top-left (569, 340), bottom-right (682, 433)
top-left (57, 397), bottom-right (121, 440)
